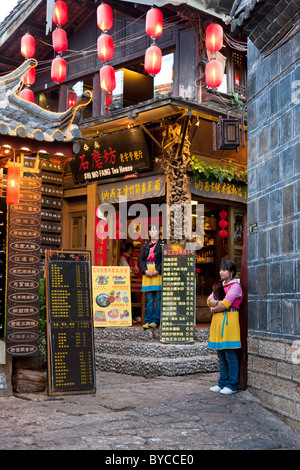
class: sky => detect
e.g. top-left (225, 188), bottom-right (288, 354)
top-left (0, 0), bottom-right (19, 23)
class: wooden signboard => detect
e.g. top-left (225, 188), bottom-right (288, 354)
top-left (45, 250), bottom-right (96, 396)
top-left (0, 198), bottom-right (6, 339)
top-left (160, 248), bottom-right (196, 343)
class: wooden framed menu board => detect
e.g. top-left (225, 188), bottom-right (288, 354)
top-left (45, 250), bottom-right (96, 396)
top-left (160, 248), bottom-right (196, 343)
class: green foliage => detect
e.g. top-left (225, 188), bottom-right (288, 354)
top-left (190, 156), bottom-right (247, 188)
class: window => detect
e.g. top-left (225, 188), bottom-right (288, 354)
top-left (69, 211), bottom-right (87, 249)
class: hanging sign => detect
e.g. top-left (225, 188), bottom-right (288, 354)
top-left (160, 248), bottom-right (195, 343)
top-left (191, 178), bottom-right (247, 203)
top-left (45, 250), bottom-right (96, 396)
top-left (6, 177), bottom-right (42, 356)
top-left (71, 127), bottom-right (152, 184)
top-left (0, 198), bottom-right (6, 339)
top-left (92, 266), bottom-right (132, 327)
top-left (98, 174), bottom-right (165, 204)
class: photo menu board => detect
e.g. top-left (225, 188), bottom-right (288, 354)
top-left (160, 248), bottom-right (196, 343)
top-left (45, 250), bottom-right (96, 396)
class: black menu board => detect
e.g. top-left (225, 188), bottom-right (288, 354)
top-left (0, 198), bottom-right (6, 338)
top-left (45, 250), bottom-right (96, 396)
top-left (160, 248), bottom-right (195, 343)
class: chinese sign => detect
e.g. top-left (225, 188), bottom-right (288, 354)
top-left (45, 250), bottom-right (96, 396)
top-left (6, 177), bottom-right (42, 357)
top-left (95, 208), bottom-right (107, 266)
top-left (98, 174), bottom-right (166, 204)
top-left (0, 198), bottom-right (6, 339)
top-left (71, 127), bottom-right (152, 184)
top-left (161, 249), bottom-right (195, 343)
top-left (190, 178), bottom-right (247, 203)
top-left (92, 266), bottom-right (132, 327)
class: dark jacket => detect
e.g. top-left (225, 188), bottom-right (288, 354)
top-left (139, 238), bottom-right (164, 274)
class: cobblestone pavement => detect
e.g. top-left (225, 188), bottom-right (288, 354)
top-left (0, 371), bottom-right (300, 452)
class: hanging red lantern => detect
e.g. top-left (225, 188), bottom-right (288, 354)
top-left (20, 87), bottom-right (34, 103)
top-left (7, 165), bottom-right (21, 204)
top-left (115, 231), bottom-right (122, 240)
top-left (205, 58), bottom-right (223, 88)
top-left (100, 64), bottom-right (116, 92)
top-left (146, 7), bottom-right (163, 39)
top-left (97, 33), bottom-right (114, 61)
top-left (53, 1), bottom-right (68, 26)
top-left (51, 56), bottom-right (67, 83)
top-left (21, 33), bottom-right (35, 58)
top-left (52, 27), bottom-right (68, 54)
top-left (219, 229), bottom-right (228, 239)
top-left (218, 219), bottom-right (228, 229)
top-left (205, 23), bottom-right (223, 53)
top-left (97, 2), bottom-right (113, 32)
top-left (67, 89), bottom-right (77, 108)
top-left (105, 92), bottom-right (113, 106)
top-left (144, 43), bottom-right (162, 76)
top-left (219, 210), bottom-right (228, 219)
top-left (23, 67), bottom-right (35, 86)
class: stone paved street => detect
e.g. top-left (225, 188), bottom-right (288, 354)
top-left (0, 370), bottom-right (300, 452)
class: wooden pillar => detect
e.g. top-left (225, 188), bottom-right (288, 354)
top-left (58, 84), bottom-right (67, 112)
top-left (86, 183), bottom-right (99, 265)
top-left (93, 72), bottom-right (104, 117)
top-left (239, 221), bottom-right (248, 390)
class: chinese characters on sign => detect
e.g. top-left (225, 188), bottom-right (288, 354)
top-left (71, 127), bottom-right (152, 184)
top-left (45, 251), bottom-right (96, 396)
top-left (92, 266), bottom-right (132, 327)
top-left (6, 178), bottom-right (42, 356)
top-left (161, 249), bottom-right (195, 343)
top-left (191, 178), bottom-right (247, 203)
top-left (0, 198), bottom-right (6, 339)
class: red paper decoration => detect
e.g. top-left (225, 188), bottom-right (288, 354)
top-left (97, 33), bottom-right (114, 61)
top-left (67, 89), bottom-right (77, 108)
top-left (205, 23), bottom-right (223, 53)
top-left (205, 58), bottom-right (223, 88)
top-left (51, 56), bottom-right (67, 83)
top-left (20, 87), bottom-right (34, 103)
top-left (219, 229), bottom-right (228, 238)
top-left (218, 219), bottom-right (228, 229)
top-left (219, 210), bottom-right (228, 219)
top-left (100, 64), bottom-right (116, 92)
top-left (52, 27), bottom-right (68, 53)
top-left (53, 1), bottom-right (68, 26)
top-left (21, 33), bottom-right (35, 58)
top-left (7, 165), bottom-right (21, 204)
top-left (219, 210), bottom-right (228, 244)
top-left (97, 2), bottom-right (113, 32)
top-left (144, 43), bottom-right (162, 76)
top-left (146, 7), bottom-right (163, 39)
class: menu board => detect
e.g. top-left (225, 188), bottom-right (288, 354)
top-left (0, 198), bottom-right (6, 339)
top-left (160, 248), bottom-right (195, 343)
top-left (92, 266), bottom-right (132, 327)
top-left (45, 250), bottom-right (96, 396)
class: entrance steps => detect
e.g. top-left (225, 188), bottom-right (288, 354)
top-left (94, 327), bottom-right (218, 378)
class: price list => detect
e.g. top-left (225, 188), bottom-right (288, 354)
top-left (45, 251), bottom-right (96, 395)
top-left (160, 249), bottom-right (195, 343)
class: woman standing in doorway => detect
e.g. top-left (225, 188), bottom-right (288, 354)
top-left (207, 260), bottom-right (243, 394)
top-left (140, 223), bottom-right (163, 329)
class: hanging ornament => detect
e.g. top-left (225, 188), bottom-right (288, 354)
top-left (7, 165), bottom-right (21, 204)
top-left (21, 33), bottom-right (35, 58)
top-left (97, 33), bottom-right (114, 61)
top-left (53, 1), bottom-right (68, 26)
top-left (52, 27), bottom-right (68, 54)
top-left (105, 91), bottom-right (113, 107)
top-left (51, 56), bottom-right (67, 83)
top-left (219, 210), bottom-right (228, 219)
top-left (219, 229), bottom-right (228, 239)
top-left (205, 58), bottom-right (223, 88)
top-left (100, 64), bottom-right (116, 92)
top-left (52, 1), bottom-right (68, 84)
top-left (205, 23), bottom-right (223, 53)
top-left (144, 43), bottom-right (162, 76)
top-left (97, 2), bottom-right (113, 32)
top-left (145, 7), bottom-right (163, 39)
top-left (67, 89), bottom-right (77, 108)
top-left (23, 67), bottom-right (35, 86)
top-left (218, 219), bottom-right (228, 229)
top-left (20, 87), bottom-right (34, 103)
top-left (219, 210), bottom-right (228, 246)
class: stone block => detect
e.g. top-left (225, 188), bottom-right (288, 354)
top-left (282, 184), bottom-right (294, 218)
top-left (282, 222), bottom-right (294, 253)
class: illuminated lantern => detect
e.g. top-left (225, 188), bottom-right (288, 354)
top-left (105, 92), bottom-right (113, 106)
top-left (100, 64), bottom-right (116, 92)
top-left (51, 56), bottom-right (67, 83)
top-left (146, 7), bottom-right (163, 39)
top-left (144, 43), bottom-right (162, 76)
top-left (67, 89), bottom-right (77, 108)
top-left (21, 33), bottom-right (35, 58)
top-left (205, 58), bottom-right (223, 88)
top-left (24, 67), bottom-right (35, 86)
top-left (53, 0), bottom-right (68, 26)
top-left (20, 87), bottom-right (34, 103)
top-left (97, 2), bottom-right (113, 32)
top-left (218, 219), bottom-right (228, 229)
top-left (52, 27), bottom-right (68, 53)
top-left (205, 23), bottom-right (223, 53)
top-left (7, 165), bottom-right (21, 205)
top-left (97, 33), bottom-right (114, 61)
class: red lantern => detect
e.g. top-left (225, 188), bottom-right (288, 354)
top-left (144, 44), bottom-right (162, 76)
top-left (105, 92), bottom-right (113, 106)
top-left (146, 7), bottom-right (163, 39)
top-left (20, 87), bottom-right (34, 103)
top-left (24, 67), bottom-right (35, 86)
top-left (52, 27), bottom-right (68, 53)
top-left (97, 33), bottom-right (114, 61)
top-left (97, 3), bottom-right (113, 32)
top-left (219, 210), bottom-right (228, 219)
top-left (218, 219), bottom-right (228, 229)
top-left (21, 33), bottom-right (35, 58)
top-left (100, 64), bottom-right (116, 92)
top-left (205, 58), bottom-right (223, 88)
top-left (205, 23), bottom-right (223, 53)
top-left (219, 229), bottom-right (228, 239)
top-left (53, 1), bottom-right (68, 26)
top-left (51, 56), bottom-right (67, 83)
top-left (7, 165), bottom-right (21, 204)
top-left (67, 89), bottom-right (77, 108)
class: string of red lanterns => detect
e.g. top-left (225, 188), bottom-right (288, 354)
top-left (205, 23), bottom-right (224, 89)
top-left (144, 7), bottom-right (163, 77)
top-left (20, 33), bottom-right (35, 103)
top-left (97, 2), bottom-right (116, 108)
top-left (51, 1), bottom-right (68, 83)
top-left (218, 210), bottom-right (228, 246)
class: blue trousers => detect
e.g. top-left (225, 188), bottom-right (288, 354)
top-left (145, 290), bottom-right (161, 326)
top-left (217, 349), bottom-right (240, 391)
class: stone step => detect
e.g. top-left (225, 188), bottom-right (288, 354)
top-left (95, 353), bottom-right (219, 378)
top-left (94, 326), bottom-right (210, 343)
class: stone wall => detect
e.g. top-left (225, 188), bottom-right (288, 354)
top-left (246, 29), bottom-right (300, 429)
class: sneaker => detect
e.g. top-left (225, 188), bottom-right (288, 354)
top-left (143, 323), bottom-right (150, 329)
top-left (149, 322), bottom-right (157, 328)
top-left (220, 387), bottom-right (238, 395)
top-left (210, 385), bottom-right (222, 393)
